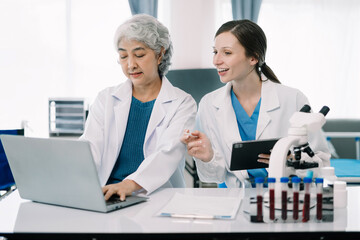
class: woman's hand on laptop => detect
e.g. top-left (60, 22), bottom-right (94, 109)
top-left (102, 179), bottom-right (142, 201)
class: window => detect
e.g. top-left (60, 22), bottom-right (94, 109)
top-left (258, 0), bottom-right (360, 118)
top-left (214, 0), bottom-right (232, 33)
top-left (0, 0), bottom-right (132, 136)
top-left (70, 0), bottom-right (131, 98)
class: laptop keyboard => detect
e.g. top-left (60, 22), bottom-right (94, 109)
top-left (106, 195), bottom-right (125, 206)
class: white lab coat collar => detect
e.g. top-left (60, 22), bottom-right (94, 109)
top-left (211, 80), bottom-right (281, 152)
top-left (212, 83), bottom-right (240, 155)
top-left (144, 77), bottom-right (179, 147)
top-left (109, 77), bottom-right (177, 157)
top-left (257, 80), bottom-right (280, 138)
top-left (110, 80), bottom-right (132, 158)
top-left (209, 80), bottom-right (281, 182)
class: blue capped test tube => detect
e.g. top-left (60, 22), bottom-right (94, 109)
top-left (292, 177), bottom-right (301, 220)
top-left (268, 177), bottom-right (276, 221)
top-left (280, 177), bottom-right (289, 221)
top-left (302, 177), bottom-right (312, 222)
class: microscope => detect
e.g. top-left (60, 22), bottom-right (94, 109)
top-left (268, 104), bottom-right (330, 179)
top-left (248, 105), bottom-right (333, 222)
top-left (266, 104), bottom-right (330, 207)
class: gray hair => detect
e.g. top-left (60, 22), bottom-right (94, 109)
top-left (114, 14), bottom-right (173, 77)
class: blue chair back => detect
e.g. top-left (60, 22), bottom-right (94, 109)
top-left (0, 129), bottom-right (24, 190)
top-left (166, 68), bottom-right (224, 105)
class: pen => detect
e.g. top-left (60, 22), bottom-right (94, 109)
top-left (160, 213), bottom-right (231, 219)
top-left (184, 131), bottom-right (198, 139)
top-left (184, 131), bottom-right (192, 137)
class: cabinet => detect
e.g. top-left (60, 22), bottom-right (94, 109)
top-left (48, 98), bottom-right (86, 136)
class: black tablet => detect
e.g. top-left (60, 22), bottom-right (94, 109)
top-left (230, 138), bottom-right (279, 171)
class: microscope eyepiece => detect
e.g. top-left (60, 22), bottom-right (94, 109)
top-left (300, 104), bottom-right (311, 113)
top-left (319, 106), bottom-right (330, 116)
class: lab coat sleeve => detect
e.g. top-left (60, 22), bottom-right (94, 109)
top-left (125, 95), bottom-right (197, 194)
top-left (79, 92), bottom-right (105, 172)
top-left (194, 151), bottom-right (227, 184)
top-left (193, 97), bottom-right (228, 184)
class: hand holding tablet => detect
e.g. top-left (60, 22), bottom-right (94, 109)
top-left (230, 139), bottom-right (279, 171)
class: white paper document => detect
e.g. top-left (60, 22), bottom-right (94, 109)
top-left (157, 192), bottom-right (241, 220)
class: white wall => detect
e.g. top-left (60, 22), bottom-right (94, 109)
top-left (168, 0), bottom-right (215, 70)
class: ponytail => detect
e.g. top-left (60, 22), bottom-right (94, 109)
top-left (256, 62), bottom-right (280, 84)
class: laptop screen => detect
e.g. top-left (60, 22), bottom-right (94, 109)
top-left (0, 129), bottom-right (24, 190)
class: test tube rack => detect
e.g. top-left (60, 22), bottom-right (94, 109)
top-left (241, 179), bottom-right (334, 223)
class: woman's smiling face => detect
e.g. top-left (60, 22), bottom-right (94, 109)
top-left (213, 31), bottom-right (257, 83)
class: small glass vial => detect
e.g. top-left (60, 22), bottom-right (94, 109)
top-left (292, 177), bottom-right (301, 221)
top-left (302, 177), bottom-right (312, 222)
top-left (320, 167), bottom-right (337, 187)
top-left (267, 177), bottom-right (276, 221)
top-left (280, 177), bottom-right (289, 221)
top-left (315, 178), bottom-right (324, 221)
top-left (255, 177), bottom-right (264, 222)
top-left (334, 181), bottom-right (347, 208)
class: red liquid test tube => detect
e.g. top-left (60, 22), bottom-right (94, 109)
top-left (302, 177), bottom-right (312, 222)
top-left (315, 178), bottom-right (324, 221)
top-left (268, 177), bottom-right (276, 221)
top-left (280, 177), bottom-right (289, 221)
top-left (292, 177), bottom-right (301, 220)
top-left (255, 177), bottom-right (264, 222)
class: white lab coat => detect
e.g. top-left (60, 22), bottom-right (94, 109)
top-left (80, 77), bottom-right (197, 194)
top-left (194, 80), bottom-right (330, 187)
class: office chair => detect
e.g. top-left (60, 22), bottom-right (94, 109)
top-left (166, 68), bottom-right (224, 187)
top-left (322, 119), bottom-right (360, 183)
top-left (0, 129), bottom-right (24, 198)
top-left (167, 68), bottom-right (224, 105)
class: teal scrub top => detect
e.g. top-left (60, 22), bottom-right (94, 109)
top-left (230, 89), bottom-right (267, 179)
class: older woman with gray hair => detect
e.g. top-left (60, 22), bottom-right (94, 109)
top-left (81, 14), bottom-right (196, 200)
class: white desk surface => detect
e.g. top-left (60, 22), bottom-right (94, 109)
top-left (324, 132), bottom-right (360, 138)
top-left (1, 187), bottom-right (360, 239)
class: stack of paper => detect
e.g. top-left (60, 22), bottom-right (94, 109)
top-left (157, 192), bottom-right (241, 220)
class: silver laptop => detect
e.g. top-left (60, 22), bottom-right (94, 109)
top-left (0, 135), bottom-right (148, 213)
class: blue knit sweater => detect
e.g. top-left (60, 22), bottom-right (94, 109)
top-left (107, 96), bottom-right (155, 184)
